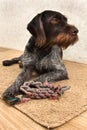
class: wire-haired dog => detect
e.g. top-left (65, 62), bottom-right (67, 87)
top-left (2, 10), bottom-right (78, 99)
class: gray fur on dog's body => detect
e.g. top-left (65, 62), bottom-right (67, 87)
top-left (3, 42), bottom-right (68, 98)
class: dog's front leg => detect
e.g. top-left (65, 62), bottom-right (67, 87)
top-left (2, 66), bottom-right (32, 99)
top-left (34, 70), bottom-right (68, 83)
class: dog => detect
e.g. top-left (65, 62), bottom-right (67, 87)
top-left (2, 10), bottom-right (78, 99)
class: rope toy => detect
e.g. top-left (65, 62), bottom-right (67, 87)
top-left (6, 81), bottom-right (70, 105)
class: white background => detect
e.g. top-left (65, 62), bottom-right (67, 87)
top-left (0, 0), bottom-right (87, 63)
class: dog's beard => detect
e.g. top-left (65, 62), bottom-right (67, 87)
top-left (50, 33), bottom-right (78, 49)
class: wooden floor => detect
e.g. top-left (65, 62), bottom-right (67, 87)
top-left (0, 47), bottom-right (87, 130)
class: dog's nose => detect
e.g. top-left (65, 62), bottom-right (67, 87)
top-left (71, 27), bottom-right (79, 35)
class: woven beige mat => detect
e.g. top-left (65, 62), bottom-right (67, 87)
top-left (0, 48), bottom-right (87, 129)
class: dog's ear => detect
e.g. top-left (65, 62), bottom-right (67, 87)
top-left (27, 14), bottom-right (46, 47)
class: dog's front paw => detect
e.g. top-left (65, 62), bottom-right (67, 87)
top-left (2, 89), bottom-right (14, 100)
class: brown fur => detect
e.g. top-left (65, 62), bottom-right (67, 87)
top-left (51, 32), bottom-right (78, 49)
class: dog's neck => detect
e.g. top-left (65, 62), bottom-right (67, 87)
top-left (26, 36), bottom-right (63, 59)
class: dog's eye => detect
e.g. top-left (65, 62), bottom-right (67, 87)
top-left (50, 18), bottom-right (59, 24)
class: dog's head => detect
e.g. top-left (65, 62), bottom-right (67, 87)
top-left (27, 10), bottom-right (78, 49)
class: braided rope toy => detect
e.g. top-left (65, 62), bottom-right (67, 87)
top-left (6, 81), bottom-right (70, 105)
